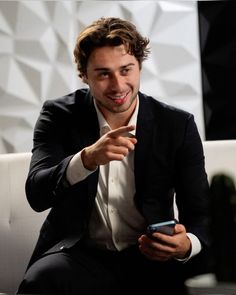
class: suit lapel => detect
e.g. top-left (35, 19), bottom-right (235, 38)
top-left (134, 92), bottom-right (155, 180)
top-left (73, 90), bottom-right (100, 203)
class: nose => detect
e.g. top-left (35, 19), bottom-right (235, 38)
top-left (110, 73), bottom-right (123, 91)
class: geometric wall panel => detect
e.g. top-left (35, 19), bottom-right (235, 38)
top-left (0, 1), bottom-right (204, 153)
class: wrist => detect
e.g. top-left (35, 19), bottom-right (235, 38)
top-left (81, 147), bottom-right (98, 171)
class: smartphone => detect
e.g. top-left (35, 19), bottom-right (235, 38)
top-left (147, 219), bottom-right (177, 236)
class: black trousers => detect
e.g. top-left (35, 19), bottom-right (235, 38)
top-left (17, 243), bottom-right (187, 295)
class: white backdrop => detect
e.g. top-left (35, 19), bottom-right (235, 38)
top-left (0, 1), bottom-right (204, 153)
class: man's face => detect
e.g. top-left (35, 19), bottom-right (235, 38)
top-left (83, 44), bottom-right (141, 118)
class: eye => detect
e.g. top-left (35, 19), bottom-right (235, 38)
top-left (121, 68), bottom-right (131, 75)
top-left (99, 71), bottom-right (109, 78)
top-left (96, 71), bottom-right (110, 80)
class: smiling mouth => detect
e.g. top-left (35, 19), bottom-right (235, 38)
top-left (108, 92), bottom-right (129, 105)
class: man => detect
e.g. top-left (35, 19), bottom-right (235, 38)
top-left (17, 17), bottom-right (210, 294)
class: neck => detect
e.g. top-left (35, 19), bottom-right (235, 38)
top-left (107, 115), bottom-right (130, 130)
top-left (106, 101), bottom-right (137, 129)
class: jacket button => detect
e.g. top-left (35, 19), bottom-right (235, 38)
top-left (60, 246), bottom-right (64, 250)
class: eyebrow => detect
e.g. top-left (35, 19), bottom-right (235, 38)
top-left (94, 63), bottom-right (135, 72)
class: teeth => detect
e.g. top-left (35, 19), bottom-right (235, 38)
top-left (109, 94), bottom-right (127, 99)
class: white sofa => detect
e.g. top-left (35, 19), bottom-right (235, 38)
top-left (1, 140), bottom-right (236, 294)
top-left (0, 153), bottom-right (49, 294)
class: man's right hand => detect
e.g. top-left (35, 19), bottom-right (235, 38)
top-left (81, 125), bottom-right (137, 170)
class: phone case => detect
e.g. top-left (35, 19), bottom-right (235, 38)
top-left (147, 220), bottom-right (176, 236)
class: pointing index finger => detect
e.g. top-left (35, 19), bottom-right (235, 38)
top-left (109, 125), bottom-right (136, 138)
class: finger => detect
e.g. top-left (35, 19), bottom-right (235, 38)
top-left (139, 244), bottom-right (171, 261)
top-left (122, 132), bottom-right (136, 139)
top-left (109, 125), bottom-right (136, 138)
top-left (113, 136), bottom-right (137, 150)
top-left (107, 146), bottom-right (130, 157)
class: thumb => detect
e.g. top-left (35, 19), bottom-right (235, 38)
top-left (174, 223), bottom-right (186, 234)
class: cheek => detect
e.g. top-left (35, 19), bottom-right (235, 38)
top-left (129, 76), bottom-right (140, 88)
top-left (128, 70), bottom-right (140, 83)
top-left (89, 81), bottom-right (106, 96)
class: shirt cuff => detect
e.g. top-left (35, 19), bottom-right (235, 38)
top-left (176, 232), bottom-right (202, 263)
top-left (66, 151), bottom-right (97, 185)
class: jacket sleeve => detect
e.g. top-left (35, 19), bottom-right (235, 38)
top-left (25, 100), bottom-right (81, 212)
top-left (175, 115), bottom-right (210, 248)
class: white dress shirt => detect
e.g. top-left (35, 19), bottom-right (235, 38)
top-left (66, 97), bottom-right (201, 259)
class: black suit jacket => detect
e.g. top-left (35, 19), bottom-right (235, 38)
top-left (26, 89), bottom-right (210, 267)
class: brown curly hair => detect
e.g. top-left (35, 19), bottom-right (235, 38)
top-left (74, 17), bottom-right (150, 78)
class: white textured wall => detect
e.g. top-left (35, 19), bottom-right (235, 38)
top-left (0, 0), bottom-right (204, 153)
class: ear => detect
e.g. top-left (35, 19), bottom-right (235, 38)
top-left (80, 73), bottom-right (88, 84)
